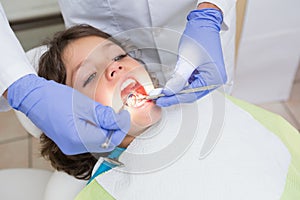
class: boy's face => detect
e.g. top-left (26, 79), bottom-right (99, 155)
top-left (63, 36), bottom-right (162, 136)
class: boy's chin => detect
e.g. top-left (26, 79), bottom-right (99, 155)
top-left (128, 117), bottom-right (161, 137)
top-left (127, 105), bottom-right (162, 136)
top-left (127, 125), bottom-right (150, 137)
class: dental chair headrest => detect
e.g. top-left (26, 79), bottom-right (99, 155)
top-left (14, 45), bottom-right (48, 138)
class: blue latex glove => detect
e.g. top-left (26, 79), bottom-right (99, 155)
top-left (8, 74), bottom-right (130, 155)
top-left (156, 9), bottom-right (227, 107)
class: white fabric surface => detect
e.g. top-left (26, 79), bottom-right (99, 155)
top-left (96, 91), bottom-right (290, 199)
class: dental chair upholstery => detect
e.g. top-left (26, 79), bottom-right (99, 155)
top-left (13, 46), bottom-right (46, 138)
top-left (0, 168), bottom-right (86, 200)
top-left (0, 168), bottom-right (52, 200)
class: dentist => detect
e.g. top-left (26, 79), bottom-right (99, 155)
top-left (0, 0), bottom-right (235, 154)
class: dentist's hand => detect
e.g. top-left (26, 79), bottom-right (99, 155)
top-left (8, 74), bottom-right (130, 155)
top-left (156, 8), bottom-right (227, 107)
top-left (1, 3), bottom-right (129, 155)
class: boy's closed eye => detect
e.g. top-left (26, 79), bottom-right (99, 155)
top-left (83, 72), bottom-right (97, 87)
top-left (113, 53), bottom-right (128, 61)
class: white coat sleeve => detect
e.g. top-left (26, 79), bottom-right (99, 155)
top-left (197, 0), bottom-right (237, 30)
top-left (0, 3), bottom-right (36, 111)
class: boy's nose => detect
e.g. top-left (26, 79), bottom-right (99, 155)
top-left (106, 62), bottom-right (124, 80)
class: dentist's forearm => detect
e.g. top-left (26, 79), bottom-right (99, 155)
top-left (197, 2), bottom-right (221, 11)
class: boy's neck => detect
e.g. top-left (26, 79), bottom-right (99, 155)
top-left (118, 135), bottom-right (135, 148)
top-left (118, 127), bottom-right (150, 148)
top-left (118, 122), bottom-right (160, 148)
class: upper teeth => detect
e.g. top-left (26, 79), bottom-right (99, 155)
top-left (121, 79), bottom-right (136, 91)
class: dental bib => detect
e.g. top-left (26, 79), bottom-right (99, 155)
top-left (93, 91), bottom-right (291, 200)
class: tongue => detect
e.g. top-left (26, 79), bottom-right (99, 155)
top-left (121, 84), bottom-right (147, 103)
top-left (135, 85), bottom-right (147, 95)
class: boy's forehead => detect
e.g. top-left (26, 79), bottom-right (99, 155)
top-left (83, 40), bottom-right (124, 62)
top-left (65, 37), bottom-right (121, 65)
top-left (69, 36), bottom-right (118, 55)
top-left (84, 38), bottom-right (122, 57)
top-left (64, 37), bottom-right (121, 85)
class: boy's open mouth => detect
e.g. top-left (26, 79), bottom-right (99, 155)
top-left (120, 78), bottom-right (148, 107)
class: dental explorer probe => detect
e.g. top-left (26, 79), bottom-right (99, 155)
top-left (140, 84), bottom-right (221, 100)
top-left (101, 130), bottom-right (114, 149)
top-left (101, 129), bottom-right (125, 167)
top-left (101, 103), bottom-right (127, 166)
top-left (101, 101), bottom-right (128, 149)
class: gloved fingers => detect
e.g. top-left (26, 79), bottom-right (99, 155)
top-left (155, 91), bottom-right (205, 107)
top-left (108, 129), bottom-right (128, 148)
top-left (58, 106), bottom-right (129, 154)
top-left (155, 94), bottom-right (183, 107)
top-left (71, 89), bottom-right (130, 132)
top-left (73, 119), bottom-right (127, 154)
top-left (96, 108), bottom-right (131, 133)
top-left (70, 89), bottom-right (131, 152)
top-left (156, 74), bottom-right (216, 107)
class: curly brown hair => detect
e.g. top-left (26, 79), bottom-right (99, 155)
top-left (38, 24), bottom-right (119, 180)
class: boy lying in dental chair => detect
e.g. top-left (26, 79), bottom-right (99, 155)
top-left (37, 24), bottom-right (300, 200)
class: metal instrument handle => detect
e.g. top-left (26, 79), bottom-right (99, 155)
top-left (145, 84), bottom-right (221, 100)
